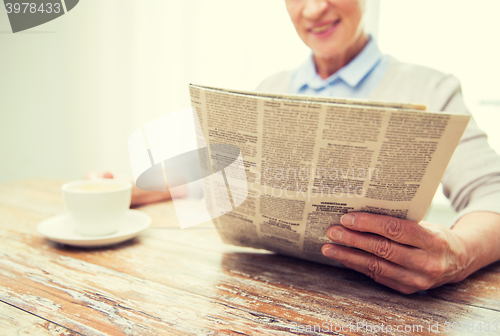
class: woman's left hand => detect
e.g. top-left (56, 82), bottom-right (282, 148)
top-left (322, 212), bottom-right (473, 294)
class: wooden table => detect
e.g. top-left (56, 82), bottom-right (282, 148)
top-left (1, 180), bottom-right (499, 335)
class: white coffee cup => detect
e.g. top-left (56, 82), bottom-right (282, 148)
top-left (61, 179), bottom-right (132, 236)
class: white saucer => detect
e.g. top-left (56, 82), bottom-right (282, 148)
top-left (37, 210), bottom-right (152, 247)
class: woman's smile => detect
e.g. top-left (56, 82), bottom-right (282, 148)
top-left (308, 19), bottom-right (341, 37)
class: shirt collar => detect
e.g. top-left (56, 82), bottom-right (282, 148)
top-left (291, 36), bottom-right (384, 92)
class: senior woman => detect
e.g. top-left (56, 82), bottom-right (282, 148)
top-left (93, 0), bottom-right (500, 294)
top-left (252, 0), bottom-right (500, 294)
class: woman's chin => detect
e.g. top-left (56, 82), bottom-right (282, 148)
top-left (310, 44), bottom-right (345, 59)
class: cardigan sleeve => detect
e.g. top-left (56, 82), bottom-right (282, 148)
top-left (436, 76), bottom-right (500, 223)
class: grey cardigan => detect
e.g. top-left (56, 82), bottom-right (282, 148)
top-left (255, 56), bottom-right (500, 223)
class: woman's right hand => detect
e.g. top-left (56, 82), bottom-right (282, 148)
top-left (84, 171), bottom-right (172, 206)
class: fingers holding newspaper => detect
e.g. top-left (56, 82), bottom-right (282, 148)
top-left (321, 213), bottom-right (472, 294)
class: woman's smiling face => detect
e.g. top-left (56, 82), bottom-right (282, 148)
top-left (285, 0), bottom-right (366, 59)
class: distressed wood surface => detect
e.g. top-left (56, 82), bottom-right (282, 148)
top-left (0, 180), bottom-right (499, 335)
top-left (0, 301), bottom-right (78, 335)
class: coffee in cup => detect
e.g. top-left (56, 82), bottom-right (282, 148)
top-left (61, 179), bottom-right (132, 236)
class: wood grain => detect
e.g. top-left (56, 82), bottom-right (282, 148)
top-left (0, 301), bottom-right (79, 335)
top-left (1, 180), bottom-right (499, 335)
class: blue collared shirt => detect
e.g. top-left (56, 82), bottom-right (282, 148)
top-left (289, 37), bottom-right (389, 98)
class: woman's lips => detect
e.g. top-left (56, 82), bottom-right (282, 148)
top-left (308, 19), bottom-right (341, 36)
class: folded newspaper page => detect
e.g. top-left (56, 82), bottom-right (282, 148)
top-left (189, 84), bottom-right (470, 266)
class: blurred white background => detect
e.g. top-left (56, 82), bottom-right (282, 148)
top-left (0, 0), bottom-right (376, 182)
top-left (1, 0), bottom-right (499, 224)
top-left (0, 0), bottom-right (308, 181)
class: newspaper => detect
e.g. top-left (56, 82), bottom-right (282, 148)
top-left (189, 84), bottom-right (470, 266)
